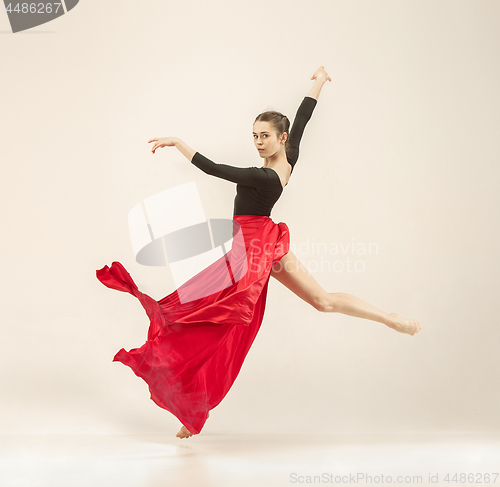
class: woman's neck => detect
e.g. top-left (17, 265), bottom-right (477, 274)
top-left (263, 151), bottom-right (287, 168)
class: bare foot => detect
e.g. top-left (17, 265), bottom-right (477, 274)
top-left (175, 411), bottom-right (210, 439)
top-left (387, 312), bottom-right (421, 336)
top-left (176, 425), bottom-right (193, 439)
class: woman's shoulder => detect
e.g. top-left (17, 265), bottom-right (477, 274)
top-left (262, 165), bottom-right (289, 189)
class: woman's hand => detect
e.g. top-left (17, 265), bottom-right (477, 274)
top-left (310, 66), bottom-right (331, 83)
top-left (148, 137), bottom-right (179, 154)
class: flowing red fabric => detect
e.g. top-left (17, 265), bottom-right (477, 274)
top-left (96, 214), bottom-right (290, 434)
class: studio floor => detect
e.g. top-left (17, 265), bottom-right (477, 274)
top-left (1, 433), bottom-right (498, 486)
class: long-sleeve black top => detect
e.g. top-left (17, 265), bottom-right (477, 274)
top-left (190, 96), bottom-right (317, 216)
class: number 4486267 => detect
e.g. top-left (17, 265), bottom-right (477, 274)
top-left (5, 3), bottom-right (63, 14)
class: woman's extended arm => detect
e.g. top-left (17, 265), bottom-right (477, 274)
top-left (148, 137), bottom-right (269, 187)
top-left (148, 137), bottom-right (196, 161)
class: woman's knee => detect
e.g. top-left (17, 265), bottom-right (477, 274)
top-left (316, 293), bottom-right (338, 313)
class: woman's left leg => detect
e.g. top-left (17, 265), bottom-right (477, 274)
top-left (270, 250), bottom-right (421, 335)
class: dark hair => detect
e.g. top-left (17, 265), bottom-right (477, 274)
top-left (254, 110), bottom-right (291, 159)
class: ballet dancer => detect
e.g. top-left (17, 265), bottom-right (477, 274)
top-left (97, 65), bottom-right (421, 440)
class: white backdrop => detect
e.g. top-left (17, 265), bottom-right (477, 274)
top-left (1, 0), bottom-right (499, 436)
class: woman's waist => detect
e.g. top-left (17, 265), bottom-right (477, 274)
top-left (233, 214), bottom-right (273, 222)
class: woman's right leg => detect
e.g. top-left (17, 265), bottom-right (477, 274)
top-left (270, 250), bottom-right (421, 336)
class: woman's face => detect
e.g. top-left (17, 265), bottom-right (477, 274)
top-left (253, 121), bottom-right (285, 158)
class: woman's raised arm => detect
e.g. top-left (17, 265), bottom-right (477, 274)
top-left (306, 65), bottom-right (331, 101)
top-left (284, 67), bottom-right (330, 171)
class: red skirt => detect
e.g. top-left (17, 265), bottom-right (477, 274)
top-left (96, 214), bottom-right (290, 434)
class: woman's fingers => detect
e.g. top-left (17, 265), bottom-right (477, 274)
top-left (150, 138), bottom-right (164, 153)
top-left (312, 65), bottom-right (332, 83)
top-left (320, 65), bottom-right (332, 82)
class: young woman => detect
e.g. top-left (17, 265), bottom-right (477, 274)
top-left (97, 66), bottom-right (421, 440)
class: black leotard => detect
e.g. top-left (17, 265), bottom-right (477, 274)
top-left (190, 96), bottom-right (317, 216)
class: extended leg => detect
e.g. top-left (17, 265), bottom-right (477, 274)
top-left (270, 250), bottom-right (421, 335)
